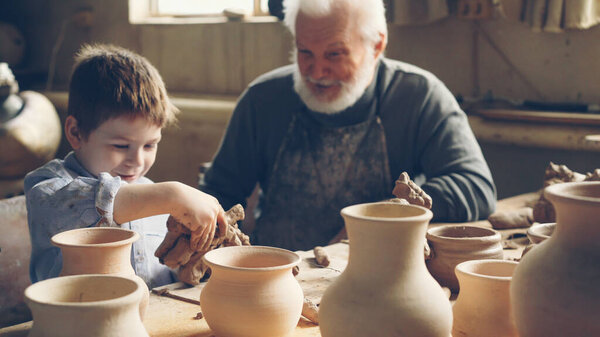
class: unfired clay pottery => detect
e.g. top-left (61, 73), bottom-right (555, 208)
top-left (526, 222), bottom-right (555, 244)
top-left (511, 181), bottom-right (600, 337)
top-left (426, 225), bottom-right (503, 292)
top-left (319, 202), bottom-right (452, 337)
top-left (51, 227), bottom-right (149, 319)
top-left (452, 259), bottom-right (519, 337)
top-left (200, 245), bottom-right (303, 337)
top-left (25, 274), bottom-right (149, 337)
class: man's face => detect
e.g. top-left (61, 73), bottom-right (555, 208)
top-left (294, 10), bottom-right (378, 113)
top-left (71, 116), bottom-right (162, 183)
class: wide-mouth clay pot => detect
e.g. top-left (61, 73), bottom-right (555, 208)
top-left (25, 274), bottom-right (149, 337)
top-left (453, 259), bottom-right (519, 337)
top-left (526, 222), bottom-right (555, 244)
top-left (51, 227), bottom-right (140, 275)
top-left (455, 259), bottom-right (517, 281)
top-left (200, 246), bottom-right (303, 337)
top-left (426, 225), bottom-right (503, 292)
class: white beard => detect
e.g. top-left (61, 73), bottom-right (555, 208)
top-left (293, 55), bottom-right (377, 114)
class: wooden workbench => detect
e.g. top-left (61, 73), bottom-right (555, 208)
top-left (0, 192), bottom-right (539, 337)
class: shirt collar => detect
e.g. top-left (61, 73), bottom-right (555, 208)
top-left (63, 151), bottom-right (96, 178)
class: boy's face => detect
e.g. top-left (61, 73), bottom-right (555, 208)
top-left (66, 115), bottom-right (162, 183)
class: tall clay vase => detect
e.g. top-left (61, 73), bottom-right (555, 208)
top-left (25, 274), bottom-right (149, 337)
top-left (51, 227), bottom-right (149, 319)
top-left (200, 246), bottom-right (303, 337)
top-left (452, 259), bottom-right (519, 337)
top-left (511, 181), bottom-right (600, 337)
top-left (319, 202), bottom-right (453, 337)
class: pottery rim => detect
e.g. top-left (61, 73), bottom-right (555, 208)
top-left (427, 225), bottom-right (501, 243)
top-left (340, 202), bottom-right (433, 223)
top-left (25, 274), bottom-right (143, 308)
top-left (455, 259), bottom-right (518, 281)
top-left (202, 245), bottom-right (301, 272)
top-left (526, 223), bottom-right (555, 244)
top-left (544, 181), bottom-right (600, 205)
top-left (51, 227), bottom-right (139, 248)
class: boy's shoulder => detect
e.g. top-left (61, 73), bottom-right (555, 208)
top-left (24, 157), bottom-right (76, 193)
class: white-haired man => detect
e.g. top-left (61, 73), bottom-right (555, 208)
top-left (200, 0), bottom-right (496, 251)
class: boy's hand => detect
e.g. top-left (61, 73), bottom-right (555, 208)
top-left (155, 204), bottom-right (249, 285)
top-left (170, 185), bottom-right (226, 251)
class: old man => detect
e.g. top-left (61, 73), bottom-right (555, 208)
top-left (200, 0), bottom-right (496, 251)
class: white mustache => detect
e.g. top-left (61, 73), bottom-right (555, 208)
top-left (305, 76), bottom-right (342, 87)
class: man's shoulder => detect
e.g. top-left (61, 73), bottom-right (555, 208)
top-left (248, 64), bottom-right (295, 89)
top-left (381, 58), bottom-right (443, 87)
top-left (241, 65), bottom-right (302, 111)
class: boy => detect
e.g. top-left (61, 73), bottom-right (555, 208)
top-left (25, 44), bottom-right (225, 288)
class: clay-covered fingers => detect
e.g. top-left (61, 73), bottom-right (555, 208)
top-left (198, 211), bottom-right (218, 252)
top-left (193, 204), bottom-right (221, 252)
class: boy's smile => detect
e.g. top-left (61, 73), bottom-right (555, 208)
top-left (66, 115), bottom-right (162, 183)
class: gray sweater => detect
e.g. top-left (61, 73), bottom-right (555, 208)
top-left (200, 58), bottom-right (496, 225)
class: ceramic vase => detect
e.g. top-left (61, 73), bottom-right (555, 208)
top-left (200, 245), bottom-right (303, 337)
top-left (319, 202), bottom-right (452, 337)
top-left (51, 227), bottom-right (149, 319)
top-left (426, 225), bottom-right (503, 292)
top-left (452, 259), bottom-right (518, 337)
top-left (25, 274), bottom-right (149, 337)
top-left (0, 81), bottom-right (61, 179)
top-left (511, 181), bottom-right (600, 337)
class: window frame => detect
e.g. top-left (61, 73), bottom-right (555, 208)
top-left (150, 0), bottom-right (269, 18)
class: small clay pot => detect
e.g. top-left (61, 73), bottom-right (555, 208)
top-left (200, 245), bottom-right (303, 337)
top-left (51, 227), bottom-right (149, 319)
top-left (426, 225), bottom-right (503, 292)
top-left (25, 274), bottom-right (149, 337)
top-left (526, 222), bottom-right (555, 244)
top-left (453, 259), bottom-right (519, 337)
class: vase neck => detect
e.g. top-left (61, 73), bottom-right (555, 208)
top-left (60, 245), bottom-right (135, 276)
top-left (345, 218), bottom-right (428, 278)
top-left (553, 202), bottom-right (600, 248)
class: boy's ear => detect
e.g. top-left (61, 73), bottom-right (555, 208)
top-left (64, 116), bottom-right (84, 149)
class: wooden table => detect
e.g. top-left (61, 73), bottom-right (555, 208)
top-left (0, 192), bottom-right (539, 337)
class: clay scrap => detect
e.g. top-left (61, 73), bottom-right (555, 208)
top-left (155, 204), bottom-right (250, 285)
top-left (488, 162), bottom-right (600, 229)
top-left (488, 207), bottom-right (534, 229)
top-left (392, 172), bottom-right (432, 209)
top-left (532, 162), bottom-right (597, 224)
top-left (313, 246), bottom-right (330, 267)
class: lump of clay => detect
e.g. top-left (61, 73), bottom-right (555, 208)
top-left (488, 207), bottom-right (534, 229)
top-left (392, 172), bottom-right (432, 209)
top-left (155, 204), bottom-right (250, 285)
top-left (533, 162), bottom-right (586, 223)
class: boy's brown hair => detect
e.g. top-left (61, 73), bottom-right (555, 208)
top-left (67, 44), bottom-right (179, 138)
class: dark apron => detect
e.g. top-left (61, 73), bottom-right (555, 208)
top-left (252, 101), bottom-right (392, 251)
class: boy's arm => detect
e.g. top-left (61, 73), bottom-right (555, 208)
top-left (114, 181), bottom-right (225, 251)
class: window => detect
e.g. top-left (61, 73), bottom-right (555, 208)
top-left (152, 0), bottom-right (269, 17)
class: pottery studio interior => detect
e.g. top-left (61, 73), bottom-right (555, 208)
top-left (1, 0), bottom-right (599, 336)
